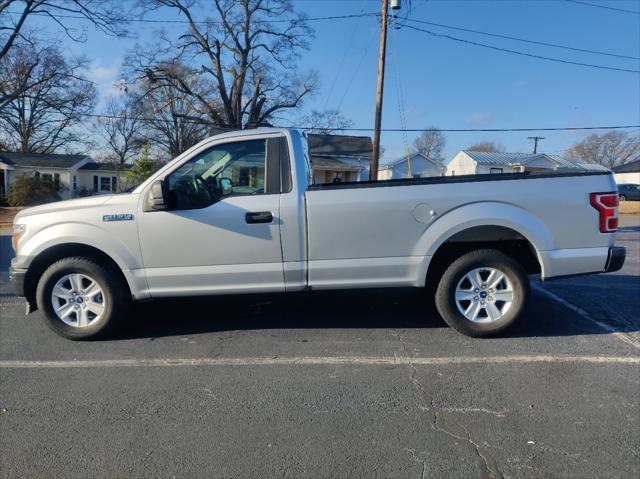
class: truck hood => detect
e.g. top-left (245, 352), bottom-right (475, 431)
top-left (14, 194), bottom-right (125, 222)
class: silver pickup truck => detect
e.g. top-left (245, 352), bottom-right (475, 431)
top-left (10, 128), bottom-right (625, 339)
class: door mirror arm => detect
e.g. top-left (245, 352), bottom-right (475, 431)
top-left (144, 180), bottom-right (168, 211)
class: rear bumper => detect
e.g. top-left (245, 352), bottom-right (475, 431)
top-left (541, 245), bottom-right (625, 280)
top-left (604, 246), bottom-right (626, 273)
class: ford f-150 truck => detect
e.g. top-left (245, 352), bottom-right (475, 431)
top-left (9, 128), bottom-right (626, 339)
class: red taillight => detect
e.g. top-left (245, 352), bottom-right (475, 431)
top-left (590, 192), bottom-right (619, 233)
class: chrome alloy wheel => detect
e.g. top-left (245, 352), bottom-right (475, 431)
top-left (454, 267), bottom-right (514, 323)
top-left (51, 274), bottom-right (106, 327)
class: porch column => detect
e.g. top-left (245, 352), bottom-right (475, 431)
top-left (2, 167), bottom-right (8, 197)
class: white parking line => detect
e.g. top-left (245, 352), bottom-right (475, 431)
top-left (0, 355), bottom-right (638, 369)
top-left (533, 284), bottom-right (640, 350)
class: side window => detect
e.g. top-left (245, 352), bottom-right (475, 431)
top-left (167, 139), bottom-right (267, 210)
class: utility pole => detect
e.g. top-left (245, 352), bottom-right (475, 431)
top-left (528, 136), bottom-right (545, 154)
top-left (370, 0), bottom-right (389, 180)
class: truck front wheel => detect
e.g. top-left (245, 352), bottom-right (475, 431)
top-left (435, 249), bottom-right (530, 337)
top-left (36, 257), bottom-right (129, 340)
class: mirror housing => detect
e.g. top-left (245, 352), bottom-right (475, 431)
top-left (144, 180), bottom-right (167, 211)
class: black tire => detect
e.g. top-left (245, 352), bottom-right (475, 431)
top-left (36, 256), bottom-right (130, 340)
top-left (619, 195), bottom-right (626, 201)
top-left (435, 249), bottom-right (529, 337)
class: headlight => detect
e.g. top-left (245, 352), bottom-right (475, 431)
top-left (12, 224), bottom-right (25, 253)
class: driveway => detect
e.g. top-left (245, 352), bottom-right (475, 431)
top-left (0, 230), bottom-right (638, 478)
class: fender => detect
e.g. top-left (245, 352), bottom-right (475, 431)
top-left (17, 221), bottom-right (150, 300)
top-left (20, 222), bottom-right (142, 271)
top-left (414, 201), bottom-right (554, 280)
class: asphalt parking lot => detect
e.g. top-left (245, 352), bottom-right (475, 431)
top-left (1, 225), bottom-right (639, 478)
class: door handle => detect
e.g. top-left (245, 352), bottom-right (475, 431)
top-left (245, 211), bottom-right (273, 224)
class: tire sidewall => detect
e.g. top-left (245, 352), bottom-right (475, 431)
top-left (36, 259), bottom-right (117, 340)
top-left (437, 251), bottom-right (529, 337)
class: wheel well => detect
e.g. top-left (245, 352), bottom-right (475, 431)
top-left (24, 243), bottom-right (130, 308)
top-left (426, 226), bottom-right (541, 289)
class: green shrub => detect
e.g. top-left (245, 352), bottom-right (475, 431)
top-left (7, 175), bottom-right (61, 206)
top-left (127, 144), bottom-right (158, 187)
top-left (76, 186), bottom-right (93, 198)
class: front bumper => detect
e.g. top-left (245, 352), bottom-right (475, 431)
top-left (604, 246), bottom-right (626, 273)
top-left (9, 264), bottom-right (27, 297)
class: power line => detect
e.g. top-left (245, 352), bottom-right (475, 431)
top-left (564, 0), bottom-right (640, 15)
top-left (403, 17), bottom-right (639, 60)
top-left (322, 11), bottom-right (366, 110)
top-left (70, 112), bottom-right (640, 131)
top-left (389, 10), bottom-right (411, 162)
top-left (5, 10), bottom-right (380, 25)
top-left (9, 6), bottom-right (637, 63)
top-left (403, 24), bottom-right (640, 73)
top-left (297, 125), bottom-right (640, 132)
top-left (336, 22), bottom-right (379, 111)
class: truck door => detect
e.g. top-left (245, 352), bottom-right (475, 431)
top-left (137, 136), bottom-right (286, 296)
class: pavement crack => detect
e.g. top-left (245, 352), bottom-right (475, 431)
top-left (459, 422), bottom-right (503, 479)
top-left (406, 448), bottom-right (427, 479)
top-left (394, 330), bottom-right (503, 479)
top-left (443, 406), bottom-right (507, 418)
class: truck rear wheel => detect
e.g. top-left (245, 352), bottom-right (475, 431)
top-left (435, 249), bottom-right (529, 337)
top-left (36, 257), bottom-right (130, 340)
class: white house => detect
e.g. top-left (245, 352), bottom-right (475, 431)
top-left (613, 160), bottom-right (640, 184)
top-left (306, 134), bottom-right (372, 184)
top-left (378, 152), bottom-right (445, 180)
top-left (0, 152), bottom-right (127, 199)
top-left (444, 151), bottom-right (605, 176)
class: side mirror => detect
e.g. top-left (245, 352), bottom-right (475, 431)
top-left (145, 180), bottom-right (167, 211)
top-left (220, 177), bottom-right (233, 195)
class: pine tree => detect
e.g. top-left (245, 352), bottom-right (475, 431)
top-left (127, 143), bottom-right (155, 185)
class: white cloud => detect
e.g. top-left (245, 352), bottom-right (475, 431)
top-left (87, 64), bottom-right (118, 83)
top-left (87, 60), bottom-right (124, 102)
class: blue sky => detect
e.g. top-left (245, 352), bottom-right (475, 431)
top-left (14, 0), bottom-right (640, 162)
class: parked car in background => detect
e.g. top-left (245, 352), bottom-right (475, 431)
top-left (617, 183), bottom-right (640, 201)
top-left (10, 128), bottom-right (625, 340)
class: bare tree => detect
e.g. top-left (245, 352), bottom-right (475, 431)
top-left (566, 131), bottom-right (640, 168)
top-left (413, 128), bottom-right (446, 159)
top-left (139, 84), bottom-right (210, 158)
top-left (0, 43), bottom-right (96, 153)
top-left (1, 0), bottom-right (131, 63)
top-left (138, 0), bottom-right (317, 129)
top-left (128, 59), bottom-right (211, 158)
top-left (96, 96), bottom-right (144, 168)
top-left (0, 36), bottom-right (41, 109)
top-left (466, 141), bottom-right (505, 153)
top-left (297, 109), bottom-right (353, 135)
top-left (0, 1), bottom-right (135, 109)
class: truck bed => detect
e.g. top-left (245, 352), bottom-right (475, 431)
top-left (304, 170), bottom-right (617, 289)
top-left (308, 170), bottom-right (610, 190)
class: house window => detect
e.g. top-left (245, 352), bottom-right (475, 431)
top-left (41, 173), bottom-right (53, 183)
top-left (94, 175), bottom-right (117, 193)
top-left (53, 173), bottom-right (60, 189)
top-left (490, 168), bottom-right (504, 174)
top-left (73, 175), bottom-right (77, 191)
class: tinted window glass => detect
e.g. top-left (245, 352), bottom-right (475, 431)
top-left (167, 139), bottom-right (266, 210)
